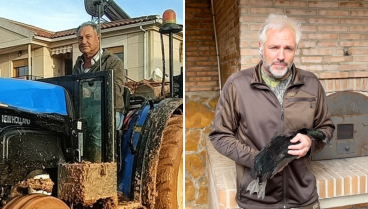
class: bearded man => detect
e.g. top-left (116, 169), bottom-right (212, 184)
top-left (209, 14), bottom-right (335, 209)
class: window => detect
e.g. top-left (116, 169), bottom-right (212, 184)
top-left (13, 59), bottom-right (29, 78)
top-left (105, 46), bottom-right (124, 64)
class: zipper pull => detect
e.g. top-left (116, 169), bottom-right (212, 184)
top-left (309, 99), bottom-right (313, 108)
top-left (281, 108), bottom-right (284, 121)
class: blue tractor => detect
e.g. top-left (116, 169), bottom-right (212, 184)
top-left (0, 70), bottom-right (183, 209)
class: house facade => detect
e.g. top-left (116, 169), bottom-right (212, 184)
top-left (0, 16), bottom-right (183, 81)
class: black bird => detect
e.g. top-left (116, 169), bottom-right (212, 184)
top-left (246, 128), bottom-right (329, 199)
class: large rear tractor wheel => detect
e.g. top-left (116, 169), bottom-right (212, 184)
top-left (155, 115), bottom-right (183, 209)
top-left (4, 194), bottom-right (69, 209)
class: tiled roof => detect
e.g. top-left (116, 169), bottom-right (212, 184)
top-left (1, 15), bottom-right (160, 39)
top-left (0, 17), bottom-right (55, 38)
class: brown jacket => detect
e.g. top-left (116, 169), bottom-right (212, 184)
top-left (209, 62), bottom-right (335, 209)
top-left (73, 49), bottom-right (125, 112)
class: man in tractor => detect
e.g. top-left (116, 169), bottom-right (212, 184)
top-left (73, 21), bottom-right (125, 162)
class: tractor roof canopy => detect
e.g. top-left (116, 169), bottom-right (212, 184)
top-left (0, 78), bottom-right (68, 115)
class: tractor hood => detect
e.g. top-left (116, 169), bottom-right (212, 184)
top-left (0, 77), bottom-right (68, 116)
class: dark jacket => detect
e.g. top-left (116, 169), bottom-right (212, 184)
top-left (73, 49), bottom-right (125, 111)
top-left (209, 61), bottom-right (335, 209)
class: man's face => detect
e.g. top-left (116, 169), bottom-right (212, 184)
top-left (260, 28), bottom-right (296, 79)
top-left (77, 26), bottom-right (100, 58)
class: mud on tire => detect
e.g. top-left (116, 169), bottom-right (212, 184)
top-left (155, 115), bottom-right (183, 209)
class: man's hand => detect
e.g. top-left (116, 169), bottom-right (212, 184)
top-left (288, 133), bottom-right (312, 159)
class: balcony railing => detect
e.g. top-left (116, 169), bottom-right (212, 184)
top-left (12, 75), bottom-right (44, 80)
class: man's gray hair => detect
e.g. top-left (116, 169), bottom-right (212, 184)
top-left (259, 14), bottom-right (301, 50)
top-left (76, 21), bottom-right (100, 35)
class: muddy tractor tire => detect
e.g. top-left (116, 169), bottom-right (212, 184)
top-left (155, 115), bottom-right (183, 209)
top-left (4, 194), bottom-right (69, 209)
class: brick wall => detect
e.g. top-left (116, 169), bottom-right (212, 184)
top-left (212, 0), bottom-right (242, 87)
top-left (185, 0), bottom-right (220, 92)
top-left (228, 0), bottom-right (368, 92)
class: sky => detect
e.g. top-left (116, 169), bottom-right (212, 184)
top-left (0, 0), bottom-right (183, 31)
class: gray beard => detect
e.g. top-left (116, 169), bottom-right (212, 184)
top-left (262, 59), bottom-right (292, 79)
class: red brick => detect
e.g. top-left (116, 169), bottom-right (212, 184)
top-left (185, 62), bottom-right (195, 66)
top-left (309, 1), bottom-right (339, 8)
top-left (275, 0), bottom-right (307, 7)
top-left (185, 19), bottom-right (203, 24)
top-left (335, 79), bottom-right (341, 92)
top-left (292, 57), bottom-right (301, 64)
top-left (341, 79), bottom-right (348, 91)
top-left (198, 51), bottom-right (217, 56)
top-left (185, 8), bottom-right (202, 13)
top-left (239, 16), bottom-right (268, 23)
top-left (250, 7), bottom-right (284, 14)
top-left (186, 57), bottom-right (210, 62)
top-left (308, 33), bottom-right (338, 40)
top-left (341, 18), bottom-right (368, 25)
top-left (285, 9), bottom-right (317, 16)
top-left (186, 82), bottom-right (197, 87)
top-left (188, 86), bottom-right (215, 91)
top-left (324, 56), bottom-right (353, 63)
top-left (340, 64), bottom-right (368, 71)
top-left (298, 41), bottom-right (317, 48)
top-left (356, 78), bottom-right (363, 91)
top-left (350, 26), bottom-right (368, 31)
top-left (185, 2), bottom-right (209, 8)
top-left (351, 10), bottom-right (368, 17)
top-left (362, 34), bottom-right (368, 39)
top-left (186, 52), bottom-right (198, 56)
top-left (241, 49), bottom-right (258, 56)
top-left (297, 65), bottom-right (323, 71)
top-left (197, 81), bottom-right (218, 86)
top-left (341, 41), bottom-right (368, 47)
top-left (303, 49), bottom-right (333, 55)
top-left (240, 7), bottom-right (248, 14)
top-left (326, 80), bottom-right (335, 93)
top-left (320, 72), bottom-right (350, 79)
top-left (197, 71), bottom-right (219, 76)
top-left (240, 0), bottom-right (273, 6)
top-left (309, 17), bottom-right (339, 24)
top-left (301, 57), bottom-right (323, 63)
top-left (197, 46), bottom-right (216, 51)
top-left (318, 26), bottom-right (348, 32)
top-left (190, 36), bottom-right (215, 40)
top-left (355, 56), bottom-right (368, 62)
top-left (188, 24), bottom-right (214, 29)
top-left (239, 33), bottom-right (259, 40)
top-left (196, 61), bottom-right (218, 66)
top-left (251, 58), bottom-right (261, 65)
top-left (188, 77), bottom-right (213, 82)
top-left (319, 10), bottom-right (349, 16)
top-left (300, 25), bottom-right (317, 32)
top-left (187, 67), bottom-right (211, 71)
top-left (186, 30), bottom-right (214, 35)
top-left (340, 34), bottom-right (361, 40)
top-left (350, 49), bottom-right (368, 55)
top-left (354, 203), bottom-right (368, 208)
top-left (250, 24), bottom-right (262, 31)
top-left (340, 2), bottom-right (368, 8)
top-left (323, 65), bottom-right (339, 71)
top-left (186, 72), bottom-right (197, 77)
top-left (317, 41), bottom-right (339, 47)
top-left (348, 78), bottom-right (356, 91)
